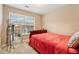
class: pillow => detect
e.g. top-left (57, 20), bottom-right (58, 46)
top-left (68, 32), bottom-right (79, 48)
top-left (72, 38), bottom-right (79, 48)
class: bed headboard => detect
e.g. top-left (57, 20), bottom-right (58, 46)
top-left (29, 29), bottom-right (47, 38)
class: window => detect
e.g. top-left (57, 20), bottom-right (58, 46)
top-left (9, 12), bottom-right (35, 35)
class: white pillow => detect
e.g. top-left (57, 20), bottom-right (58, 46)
top-left (68, 32), bottom-right (79, 47)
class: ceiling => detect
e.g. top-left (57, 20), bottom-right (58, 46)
top-left (6, 4), bottom-right (65, 15)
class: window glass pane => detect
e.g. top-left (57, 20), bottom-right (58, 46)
top-left (9, 15), bottom-right (25, 24)
top-left (25, 16), bottom-right (34, 25)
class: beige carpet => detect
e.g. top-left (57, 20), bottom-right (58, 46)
top-left (0, 40), bottom-right (37, 54)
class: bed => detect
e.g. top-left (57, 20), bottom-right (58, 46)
top-left (29, 30), bottom-right (79, 54)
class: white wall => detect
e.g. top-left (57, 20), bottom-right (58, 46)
top-left (43, 5), bottom-right (79, 35)
top-left (0, 5), bottom-right (2, 28)
top-left (0, 4), bottom-right (3, 44)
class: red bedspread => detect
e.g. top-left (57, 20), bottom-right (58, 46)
top-left (29, 33), bottom-right (79, 54)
